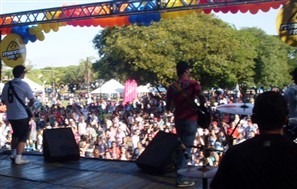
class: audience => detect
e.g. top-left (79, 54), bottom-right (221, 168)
top-left (0, 88), bottom-right (267, 166)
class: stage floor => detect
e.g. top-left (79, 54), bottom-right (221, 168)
top-left (0, 151), bottom-right (207, 189)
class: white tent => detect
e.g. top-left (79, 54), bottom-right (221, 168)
top-left (91, 79), bottom-right (124, 95)
top-left (0, 78), bottom-right (43, 94)
top-left (23, 77), bottom-right (44, 92)
top-left (150, 86), bottom-right (167, 93)
top-left (137, 85), bottom-right (150, 93)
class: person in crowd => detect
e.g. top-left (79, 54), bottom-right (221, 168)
top-left (284, 68), bottom-right (297, 119)
top-left (78, 115), bottom-right (87, 136)
top-left (36, 129), bottom-right (43, 152)
top-left (29, 118), bottom-right (37, 150)
top-left (0, 121), bottom-right (7, 148)
top-left (92, 147), bottom-right (101, 158)
top-left (284, 68), bottom-right (297, 141)
top-left (1, 65), bottom-right (35, 165)
top-left (131, 141), bottom-right (144, 160)
top-left (166, 61), bottom-right (206, 188)
top-left (79, 135), bottom-right (89, 157)
top-left (109, 141), bottom-right (121, 160)
top-left (94, 136), bottom-right (108, 158)
top-left (119, 145), bottom-right (130, 160)
top-left (210, 91), bottom-right (297, 189)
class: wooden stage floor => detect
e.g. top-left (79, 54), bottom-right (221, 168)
top-left (0, 151), bottom-right (207, 189)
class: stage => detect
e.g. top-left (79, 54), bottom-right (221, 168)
top-left (0, 151), bottom-right (207, 189)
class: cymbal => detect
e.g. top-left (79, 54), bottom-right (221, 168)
top-left (178, 166), bottom-right (218, 178)
top-left (217, 103), bottom-right (253, 115)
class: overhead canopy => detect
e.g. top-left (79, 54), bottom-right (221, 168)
top-left (91, 79), bottom-right (124, 94)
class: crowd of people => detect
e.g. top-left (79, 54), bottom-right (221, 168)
top-left (2, 65), bottom-right (297, 188)
top-left (0, 87), bottom-right (259, 166)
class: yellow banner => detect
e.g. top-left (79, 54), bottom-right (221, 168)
top-left (276, 0), bottom-right (297, 47)
top-left (0, 33), bottom-right (26, 68)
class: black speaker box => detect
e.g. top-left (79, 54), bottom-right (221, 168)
top-left (43, 128), bottom-right (80, 162)
top-left (136, 131), bottom-right (179, 174)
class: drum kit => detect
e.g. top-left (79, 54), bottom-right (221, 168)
top-left (178, 102), bottom-right (254, 189)
top-left (216, 103), bottom-right (254, 116)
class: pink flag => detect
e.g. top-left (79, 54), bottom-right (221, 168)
top-left (124, 79), bottom-right (138, 104)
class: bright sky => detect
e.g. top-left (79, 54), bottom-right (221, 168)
top-left (0, 0), bottom-right (282, 69)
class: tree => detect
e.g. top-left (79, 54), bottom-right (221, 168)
top-left (62, 65), bottom-right (82, 88)
top-left (93, 13), bottom-right (257, 89)
top-left (1, 66), bottom-right (13, 81)
top-left (79, 56), bottom-right (95, 94)
top-left (240, 28), bottom-right (293, 88)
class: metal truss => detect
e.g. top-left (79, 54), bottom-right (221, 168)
top-left (0, 0), bottom-right (287, 28)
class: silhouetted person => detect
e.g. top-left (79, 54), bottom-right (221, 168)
top-left (210, 91), bottom-right (297, 189)
top-left (284, 68), bottom-right (297, 119)
top-left (284, 68), bottom-right (297, 141)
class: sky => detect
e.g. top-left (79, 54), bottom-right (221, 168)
top-left (0, 0), bottom-right (282, 69)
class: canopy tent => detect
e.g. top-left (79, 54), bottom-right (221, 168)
top-left (137, 84), bottom-right (166, 94)
top-left (0, 78), bottom-right (43, 94)
top-left (23, 77), bottom-right (44, 92)
top-left (91, 79), bottom-right (124, 95)
top-left (137, 85), bottom-right (150, 93)
top-left (150, 86), bottom-right (167, 93)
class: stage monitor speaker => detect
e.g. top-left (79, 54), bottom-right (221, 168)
top-left (43, 128), bottom-right (80, 162)
top-left (136, 131), bottom-right (179, 174)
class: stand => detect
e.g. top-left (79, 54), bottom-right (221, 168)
top-left (177, 165), bottom-right (218, 189)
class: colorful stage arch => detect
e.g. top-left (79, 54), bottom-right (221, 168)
top-left (0, 0), bottom-right (288, 44)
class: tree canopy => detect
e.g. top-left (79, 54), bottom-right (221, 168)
top-left (92, 13), bottom-right (295, 89)
top-left (240, 28), bottom-right (292, 88)
top-left (15, 13), bottom-right (296, 93)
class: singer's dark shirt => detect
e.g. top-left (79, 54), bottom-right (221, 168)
top-left (210, 134), bottom-right (297, 189)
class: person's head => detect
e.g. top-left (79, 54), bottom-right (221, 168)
top-left (176, 61), bottom-right (191, 77)
top-left (12, 65), bottom-right (27, 78)
top-left (251, 91), bottom-right (288, 132)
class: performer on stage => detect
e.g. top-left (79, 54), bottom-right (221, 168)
top-left (1, 65), bottom-right (35, 165)
top-left (166, 61), bottom-right (206, 188)
top-left (210, 91), bottom-right (297, 189)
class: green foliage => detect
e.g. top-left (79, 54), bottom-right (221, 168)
top-left (15, 14), bottom-right (295, 92)
top-left (240, 28), bottom-right (293, 88)
top-left (93, 13), bottom-right (259, 89)
top-left (24, 56), bottom-right (96, 92)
